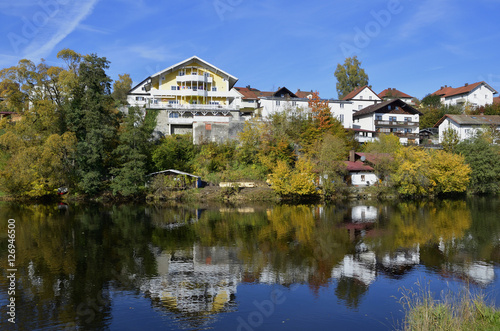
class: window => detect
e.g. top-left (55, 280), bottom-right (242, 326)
top-left (204, 72), bottom-right (210, 78)
top-left (212, 87), bottom-right (217, 91)
top-left (179, 70), bottom-right (185, 76)
top-left (136, 96), bottom-right (144, 101)
top-left (339, 114), bottom-right (344, 123)
top-left (358, 105), bottom-right (362, 110)
top-left (191, 100), bottom-right (198, 105)
top-left (169, 112), bottom-right (179, 118)
top-left (361, 175), bottom-right (365, 181)
top-left (171, 86), bottom-right (177, 91)
top-left (474, 94), bottom-right (477, 98)
top-left (369, 96), bottom-right (372, 100)
top-left (292, 101), bottom-right (297, 106)
top-left (340, 103), bottom-right (344, 108)
top-left (404, 117), bottom-right (411, 122)
top-left (193, 86), bottom-right (198, 91)
top-left (388, 105), bottom-right (392, 110)
top-left (161, 75), bottom-right (165, 81)
top-left (192, 69), bottom-right (197, 75)
top-left (168, 100), bottom-right (179, 105)
top-left (389, 116), bottom-right (397, 122)
top-left (486, 95), bottom-right (488, 99)
top-left (276, 100), bottom-right (281, 106)
top-left (376, 114), bottom-right (382, 121)
top-left (209, 101), bottom-right (220, 105)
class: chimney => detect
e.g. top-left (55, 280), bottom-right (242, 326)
top-left (297, 88), bottom-right (301, 91)
top-left (349, 150), bottom-right (355, 162)
top-left (440, 86), bottom-right (444, 90)
top-left (246, 85), bottom-right (250, 89)
top-left (465, 83), bottom-right (468, 86)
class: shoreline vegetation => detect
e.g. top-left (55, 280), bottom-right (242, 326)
top-left (0, 50), bottom-right (499, 203)
top-left (399, 282), bottom-right (500, 331)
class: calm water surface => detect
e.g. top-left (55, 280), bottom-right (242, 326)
top-left (1, 198), bottom-right (500, 330)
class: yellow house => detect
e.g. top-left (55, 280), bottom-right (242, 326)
top-left (128, 56), bottom-right (242, 143)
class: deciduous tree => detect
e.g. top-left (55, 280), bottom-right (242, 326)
top-left (334, 56), bottom-right (369, 99)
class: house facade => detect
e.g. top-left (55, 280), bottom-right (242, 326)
top-left (434, 114), bottom-right (500, 143)
top-left (353, 99), bottom-right (422, 145)
top-left (431, 81), bottom-right (498, 107)
top-left (342, 85), bottom-right (381, 111)
top-left (127, 56), bottom-right (244, 144)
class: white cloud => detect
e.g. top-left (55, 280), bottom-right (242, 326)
top-left (21, 0), bottom-right (100, 60)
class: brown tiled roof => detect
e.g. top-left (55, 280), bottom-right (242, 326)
top-left (344, 161), bottom-right (374, 172)
top-left (431, 81), bottom-right (496, 98)
top-left (378, 88), bottom-right (413, 99)
top-left (295, 89), bottom-right (315, 98)
top-left (434, 114), bottom-right (500, 128)
top-left (342, 85), bottom-right (380, 101)
top-left (355, 153), bottom-right (392, 165)
top-left (234, 86), bottom-right (261, 100)
top-left (342, 85), bottom-right (367, 100)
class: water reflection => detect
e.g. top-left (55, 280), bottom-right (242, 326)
top-left (0, 198), bottom-right (499, 330)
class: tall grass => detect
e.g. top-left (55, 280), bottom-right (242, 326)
top-left (399, 280), bottom-right (500, 330)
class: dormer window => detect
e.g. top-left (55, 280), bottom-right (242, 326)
top-left (179, 70), bottom-right (185, 76)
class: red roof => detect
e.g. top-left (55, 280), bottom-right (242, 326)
top-left (234, 86), bottom-right (261, 100)
top-left (295, 89), bottom-right (315, 98)
top-left (431, 82), bottom-right (494, 98)
top-left (344, 161), bottom-right (374, 172)
top-left (342, 85), bottom-right (368, 100)
top-left (378, 88), bottom-right (413, 99)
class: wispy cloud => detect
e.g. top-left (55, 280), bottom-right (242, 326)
top-left (398, 0), bottom-right (455, 38)
top-left (21, 0), bottom-right (100, 60)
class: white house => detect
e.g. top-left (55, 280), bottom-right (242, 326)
top-left (353, 99), bottom-right (422, 145)
top-left (431, 81), bottom-right (498, 108)
top-left (434, 114), bottom-right (500, 143)
top-left (342, 85), bottom-right (382, 112)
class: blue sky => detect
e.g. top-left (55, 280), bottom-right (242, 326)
top-left (1, 0), bottom-right (499, 99)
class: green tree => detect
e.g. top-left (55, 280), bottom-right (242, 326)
top-left (455, 136), bottom-right (500, 194)
top-left (421, 94), bottom-right (442, 108)
top-left (111, 107), bottom-right (151, 197)
top-left (66, 54), bottom-right (119, 194)
top-left (152, 134), bottom-right (198, 172)
top-left (441, 127), bottom-right (460, 153)
top-left (112, 73), bottom-right (133, 106)
top-left (334, 56), bottom-right (369, 99)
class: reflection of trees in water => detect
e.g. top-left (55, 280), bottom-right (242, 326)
top-left (0, 198), bottom-right (498, 329)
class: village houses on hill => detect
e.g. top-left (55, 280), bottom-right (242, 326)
top-left (127, 56), bottom-right (499, 146)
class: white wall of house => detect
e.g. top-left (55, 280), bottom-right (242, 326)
top-left (437, 119), bottom-right (488, 142)
top-left (348, 88), bottom-right (381, 111)
top-left (351, 172), bottom-right (379, 186)
top-left (354, 111), bottom-right (420, 144)
top-left (443, 84), bottom-right (496, 107)
top-left (259, 98), bottom-right (311, 118)
top-left (329, 101), bottom-right (353, 128)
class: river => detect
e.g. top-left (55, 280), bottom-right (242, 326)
top-left (0, 197), bottom-right (499, 330)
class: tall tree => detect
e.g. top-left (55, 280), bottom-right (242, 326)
top-left (66, 54), bottom-right (119, 194)
top-left (112, 73), bottom-right (132, 106)
top-left (334, 56), bottom-right (369, 99)
top-left (111, 107), bottom-right (151, 197)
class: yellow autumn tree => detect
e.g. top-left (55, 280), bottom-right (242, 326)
top-left (268, 157), bottom-right (317, 196)
top-left (393, 146), bottom-right (470, 197)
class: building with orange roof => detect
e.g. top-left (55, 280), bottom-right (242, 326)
top-left (430, 81), bottom-right (497, 107)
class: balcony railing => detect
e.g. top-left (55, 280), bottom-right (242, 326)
top-left (375, 120), bottom-right (419, 127)
top-left (147, 103), bottom-right (239, 111)
top-left (176, 75), bottom-right (213, 84)
top-left (394, 132), bottom-right (419, 139)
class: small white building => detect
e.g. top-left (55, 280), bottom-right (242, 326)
top-left (431, 81), bottom-right (498, 108)
top-left (434, 114), bottom-right (500, 143)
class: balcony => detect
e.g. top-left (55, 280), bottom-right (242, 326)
top-left (176, 74), bottom-right (213, 84)
top-left (375, 120), bottom-right (419, 127)
top-left (147, 103), bottom-right (239, 111)
top-left (394, 132), bottom-right (419, 139)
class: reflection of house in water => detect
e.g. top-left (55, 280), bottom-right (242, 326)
top-left (145, 206), bottom-right (203, 229)
top-left (139, 244), bottom-right (241, 327)
top-left (378, 246), bottom-right (420, 276)
top-left (331, 252), bottom-right (377, 286)
top-left (351, 205), bottom-right (378, 223)
top-left (437, 239), bottom-right (495, 286)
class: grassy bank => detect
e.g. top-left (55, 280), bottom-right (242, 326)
top-left (399, 282), bottom-right (500, 330)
